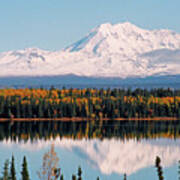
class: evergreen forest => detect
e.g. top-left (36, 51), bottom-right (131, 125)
top-left (0, 88), bottom-right (180, 119)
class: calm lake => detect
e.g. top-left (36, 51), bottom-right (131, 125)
top-left (0, 121), bottom-right (179, 180)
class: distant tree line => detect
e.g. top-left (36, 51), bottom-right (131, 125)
top-left (0, 88), bottom-right (180, 118)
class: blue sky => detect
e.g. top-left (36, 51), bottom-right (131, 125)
top-left (0, 0), bottom-right (179, 52)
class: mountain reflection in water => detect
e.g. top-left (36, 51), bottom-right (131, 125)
top-left (0, 120), bottom-right (179, 180)
top-left (1, 138), bottom-right (180, 176)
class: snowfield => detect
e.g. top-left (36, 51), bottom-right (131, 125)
top-left (1, 22), bottom-right (180, 78)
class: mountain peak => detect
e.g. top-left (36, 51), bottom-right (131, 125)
top-left (1, 22), bottom-right (180, 78)
top-left (65, 22), bottom-right (144, 54)
top-left (96, 22), bottom-right (140, 34)
top-left (115, 22), bottom-right (142, 31)
top-left (97, 23), bottom-right (113, 32)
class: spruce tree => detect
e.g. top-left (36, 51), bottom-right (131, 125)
top-left (60, 174), bottom-right (64, 180)
top-left (123, 173), bottom-right (127, 180)
top-left (21, 156), bottom-right (30, 180)
top-left (72, 174), bottom-right (76, 180)
top-left (38, 101), bottom-right (44, 118)
top-left (10, 155), bottom-right (16, 180)
top-left (178, 160), bottom-right (180, 180)
top-left (15, 101), bottom-right (21, 118)
top-left (155, 156), bottom-right (164, 180)
top-left (77, 166), bottom-right (82, 180)
top-left (2, 160), bottom-right (9, 180)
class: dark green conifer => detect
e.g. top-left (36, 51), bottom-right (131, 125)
top-left (178, 160), bottom-right (180, 180)
top-left (21, 156), bottom-right (30, 180)
top-left (2, 160), bottom-right (9, 180)
top-left (15, 101), bottom-right (21, 118)
top-left (38, 101), bottom-right (44, 118)
top-left (60, 174), bottom-right (64, 180)
top-left (10, 155), bottom-right (16, 180)
top-left (72, 174), bottom-right (76, 180)
top-left (77, 166), bottom-right (82, 180)
top-left (155, 156), bottom-right (164, 180)
top-left (124, 173), bottom-right (127, 180)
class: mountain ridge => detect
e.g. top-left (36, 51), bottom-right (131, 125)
top-left (1, 22), bottom-right (180, 78)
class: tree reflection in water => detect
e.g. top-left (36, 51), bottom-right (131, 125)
top-left (0, 120), bottom-right (179, 142)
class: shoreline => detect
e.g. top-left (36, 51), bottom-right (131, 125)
top-left (0, 117), bottom-right (179, 122)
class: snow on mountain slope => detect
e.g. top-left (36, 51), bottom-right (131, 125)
top-left (0, 22), bottom-right (180, 78)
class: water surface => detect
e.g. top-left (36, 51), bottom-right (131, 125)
top-left (0, 121), bottom-right (179, 180)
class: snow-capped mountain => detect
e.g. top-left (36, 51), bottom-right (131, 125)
top-left (1, 22), bottom-right (180, 78)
